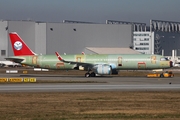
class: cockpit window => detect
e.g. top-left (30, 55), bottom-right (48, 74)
top-left (160, 57), bottom-right (169, 61)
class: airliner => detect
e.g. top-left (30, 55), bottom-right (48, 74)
top-left (5, 32), bottom-right (173, 77)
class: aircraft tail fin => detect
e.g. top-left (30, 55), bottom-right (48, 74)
top-left (9, 32), bottom-right (36, 56)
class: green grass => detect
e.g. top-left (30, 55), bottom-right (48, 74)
top-left (0, 91), bottom-right (180, 120)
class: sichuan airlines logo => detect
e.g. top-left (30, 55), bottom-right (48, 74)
top-left (14, 41), bottom-right (22, 50)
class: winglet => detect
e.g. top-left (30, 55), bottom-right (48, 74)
top-left (55, 52), bottom-right (63, 61)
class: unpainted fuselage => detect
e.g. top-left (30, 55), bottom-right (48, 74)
top-left (9, 54), bottom-right (171, 70)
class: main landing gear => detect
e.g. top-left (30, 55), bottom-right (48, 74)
top-left (85, 72), bottom-right (96, 77)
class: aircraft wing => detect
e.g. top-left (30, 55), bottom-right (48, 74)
top-left (5, 57), bottom-right (24, 63)
top-left (55, 52), bottom-right (93, 68)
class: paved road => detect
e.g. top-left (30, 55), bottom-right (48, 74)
top-left (0, 73), bottom-right (180, 92)
top-left (0, 84), bottom-right (179, 92)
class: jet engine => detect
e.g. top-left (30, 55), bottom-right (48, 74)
top-left (93, 64), bottom-right (112, 75)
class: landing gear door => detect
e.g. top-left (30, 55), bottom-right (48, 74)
top-left (37, 55), bottom-right (42, 67)
top-left (118, 57), bottom-right (122, 66)
top-left (151, 56), bottom-right (156, 64)
top-left (138, 62), bottom-right (146, 69)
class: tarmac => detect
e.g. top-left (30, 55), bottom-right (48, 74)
top-left (0, 72), bottom-right (180, 92)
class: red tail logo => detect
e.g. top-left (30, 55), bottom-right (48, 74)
top-left (9, 32), bottom-right (35, 56)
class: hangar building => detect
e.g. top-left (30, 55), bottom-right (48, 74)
top-left (0, 20), bottom-right (133, 61)
top-left (107, 20), bottom-right (180, 57)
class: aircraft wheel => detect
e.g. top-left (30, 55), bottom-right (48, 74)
top-left (171, 74), bottom-right (174, 77)
top-left (160, 74), bottom-right (164, 78)
top-left (90, 72), bottom-right (96, 77)
top-left (85, 73), bottom-right (90, 77)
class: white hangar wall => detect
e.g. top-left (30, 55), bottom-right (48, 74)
top-left (35, 23), bottom-right (46, 55)
top-left (46, 23), bottom-right (133, 54)
top-left (0, 21), bottom-right (8, 60)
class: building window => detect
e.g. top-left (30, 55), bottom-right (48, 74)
top-left (139, 43), bottom-right (149, 45)
top-left (143, 34), bottom-right (149, 36)
top-left (144, 38), bottom-right (149, 41)
top-left (1, 50), bottom-right (6, 56)
top-left (135, 47), bottom-right (149, 50)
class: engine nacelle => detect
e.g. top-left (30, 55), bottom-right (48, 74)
top-left (93, 64), bottom-right (112, 75)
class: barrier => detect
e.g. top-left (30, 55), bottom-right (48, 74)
top-left (6, 70), bottom-right (18, 73)
top-left (29, 78), bottom-right (36, 82)
top-left (23, 78), bottom-right (29, 82)
top-left (0, 78), bottom-right (8, 82)
top-left (0, 78), bottom-right (36, 82)
top-left (34, 68), bottom-right (49, 71)
top-left (9, 78), bottom-right (23, 82)
top-left (23, 71), bottom-right (28, 74)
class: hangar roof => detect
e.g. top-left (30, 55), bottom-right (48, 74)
top-left (86, 47), bottom-right (141, 54)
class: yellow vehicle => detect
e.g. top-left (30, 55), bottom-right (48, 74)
top-left (147, 71), bottom-right (174, 78)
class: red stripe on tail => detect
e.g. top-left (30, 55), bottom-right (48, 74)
top-left (9, 32), bottom-right (35, 56)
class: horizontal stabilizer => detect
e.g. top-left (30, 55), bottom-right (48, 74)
top-left (5, 58), bottom-right (24, 63)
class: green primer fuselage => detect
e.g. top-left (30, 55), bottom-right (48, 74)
top-left (10, 54), bottom-right (170, 70)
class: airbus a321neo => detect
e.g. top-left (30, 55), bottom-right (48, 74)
top-left (6, 32), bottom-right (173, 77)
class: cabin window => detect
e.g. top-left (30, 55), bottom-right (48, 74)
top-left (160, 57), bottom-right (168, 61)
top-left (1, 50), bottom-right (6, 56)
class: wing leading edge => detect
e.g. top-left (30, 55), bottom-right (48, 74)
top-left (55, 52), bottom-right (93, 68)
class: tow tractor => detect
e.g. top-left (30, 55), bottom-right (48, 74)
top-left (147, 71), bottom-right (174, 78)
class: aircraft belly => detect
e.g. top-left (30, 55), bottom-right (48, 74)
top-left (116, 61), bottom-right (160, 70)
top-left (55, 62), bottom-right (74, 70)
top-left (116, 61), bottom-right (169, 70)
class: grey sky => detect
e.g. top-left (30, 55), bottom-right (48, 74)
top-left (0, 0), bottom-right (180, 24)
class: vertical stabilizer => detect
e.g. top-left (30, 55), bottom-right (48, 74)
top-left (9, 32), bottom-right (36, 56)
